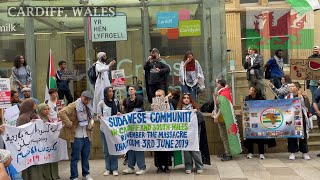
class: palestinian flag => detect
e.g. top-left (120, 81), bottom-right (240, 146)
top-left (286, 0), bottom-right (320, 14)
top-left (218, 95), bottom-right (242, 155)
top-left (45, 49), bottom-right (57, 101)
top-left (245, 9), bottom-right (314, 50)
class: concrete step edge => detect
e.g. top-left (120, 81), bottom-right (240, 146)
top-left (307, 141), bottom-right (320, 146)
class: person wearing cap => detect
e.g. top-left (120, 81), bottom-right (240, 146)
top-left (306, 46), bottom-right (320, 115)
top-left (0, 149), bottom-right (22, 180)
top-left (179, 51), bottom-right (205, 100)
top-left (11, 55), bottom-right (32, 98)
top-left (144, 48), bottom-right (170, 103)
top-left (93, 52), bottom-right (116, 114)
top-left (58, 91), bottom-right (95, 180)
top-left (21, 87), bottom-right (40, 105)
top-left (243, 48), bottom-right (265, 98)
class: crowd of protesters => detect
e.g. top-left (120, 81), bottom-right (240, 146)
top-left (0, 46), bottom-right (319, 180)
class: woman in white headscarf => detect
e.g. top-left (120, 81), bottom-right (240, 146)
top-left (93, 52), bottom-right (116, 113)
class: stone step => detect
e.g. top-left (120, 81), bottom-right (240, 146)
top-left (308, 133), bottom-right (320, 142)
top-left (307, 141), bottom-right (320, 151)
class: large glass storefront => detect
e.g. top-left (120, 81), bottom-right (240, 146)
top-left (1, 0), bottom-right (319, 106)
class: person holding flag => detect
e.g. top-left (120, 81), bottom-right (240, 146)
top-left (213, 79), bottom-right (242, 161)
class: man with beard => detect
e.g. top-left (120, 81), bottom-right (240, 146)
top-left (21, 87), bottom-right (40, 104)
top-left (92, 52), bottom-right (116, 114)
top-left (144, 48), bottom-right (170, 103)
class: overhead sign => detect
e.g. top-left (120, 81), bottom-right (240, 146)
top-left (90, 13), bottom-right (127, 42)
top-left (179, 20), bottom-right (201, 37)
top-left (0, 78), bottom-right (11, 109)
top-left (290, 58), bottom-right (320, 80)
top-left (156, 12), bottom-right (179, 28)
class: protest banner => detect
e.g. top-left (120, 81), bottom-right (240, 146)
top-left (111, 69), bottom-right (126, 90)
top-left (242, 98), bottom-right (304, 139)
top-left (100, 110), bottom-right (199, 155)
top-left (1, 120), bottom-right (68, 172)
top-left (151, 97), bottom-right (170, 111)
top-left (0, 78), bottom-right (11, 109)
top-left (60, 70), bottom-right (79, 80)
top-left (4, 105), bottom-right (19, 126)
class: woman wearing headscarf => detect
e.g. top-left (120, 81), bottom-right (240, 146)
top-left (97, 86), bottom-right (121, 176)
top-left (16, 99), bottom-right (47, 180)
top-left (93, 52), bottom-right (116, 113)
top-left (37, 103), bottom-right (60, 180)
top-left (179, 51), bottom-right (205, 100)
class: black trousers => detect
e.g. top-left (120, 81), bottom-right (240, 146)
top-left (154, 151), bottom-right (172, 168)
top-left (147, 83), bottom-right (167, 103)
top-left (287, 118), bottom-right (308, 153)
top-left (246, 140), bottom-right (265, 154)
top-left (58, 89), bottom-right (73, 105)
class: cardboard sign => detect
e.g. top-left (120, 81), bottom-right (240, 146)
top-left (60, 70), bottom-right (79, 80)
top-left (0, 78), bottom-right (11, 108)
top-left (111, 69), bottom-right (126, 90)
top-left (290, 59), bottom-right (320, 80)
top-left (151, 97), bottom-right (170, 112)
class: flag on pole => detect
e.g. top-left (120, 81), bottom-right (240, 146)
top-left (45, 49), bottom-right (57, 102)
top-left (286, 0), bottom-right (320, 14)
top-left (218, 95), bottom-right (242, 155)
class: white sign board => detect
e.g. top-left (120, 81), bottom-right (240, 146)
top-left (2, 120), bottom-right (69, 172)
top-left (4, 105), bottom-right (19, 126)
top-left (90, 13), bottom-right (127, 42)
top-left (151, 97), bottom-right (170, 111)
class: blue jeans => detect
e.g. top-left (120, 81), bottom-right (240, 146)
top-left (127, 150), bottom-right (146, 170)
top-left (100, 130), bottom-right (118, 171)
top-left (70, 137), bottom-right (91, 179)
top-left (181, 84), bottom-right (197, 100)
top-left (271, 77), bottom-right (282, 89)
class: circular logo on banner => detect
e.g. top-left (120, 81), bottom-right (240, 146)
top-left (260, 108), bottom-right (284, 129)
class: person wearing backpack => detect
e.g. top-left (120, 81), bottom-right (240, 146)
top-left (92, 52), bottom-right (116, 113)
top-left (264, 50), bottom-right (284, 89)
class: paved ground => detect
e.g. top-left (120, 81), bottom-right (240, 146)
top-left (59, 151), bottom-right (320, 180)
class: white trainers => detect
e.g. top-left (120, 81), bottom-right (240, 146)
top-left (303, 153), bottom-right (311, 160)
top-left (122, 168), bottom-right (134, 174)
top-left (185, 170), bottom-right (192, 174)
top-left (113, 170), bottom-right (119, 176)
top-left (135, 169), bottom-right (146, 175)
top-left (72, 178), bottom-right (78, 180)
top-left (84, 174), bottom-right (93, 180)
top-left (289, 153), bottom-right (295, 160)
top-left (103, 170), bottom-right (110, 176)
top-left (247, 153), bottom-right (253, 159)
top-left (259, 154), bottom-right (265, 160)
top-left (197, 170), bottom-right (203, 174)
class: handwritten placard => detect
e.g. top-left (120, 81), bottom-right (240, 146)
top-left (0, 78), bottom-right (11, 108)
top-left (2, 120), bottom-right (68, 172)
top-left (60, 70), bottom-right (79, 80)
top-left (4, 105), bottom-right (19, 126)
top-left (290, 58), bottom-right (320, 80)
top-left (100, 110), bottom-right (199, 155)
top-left (151, 97), bottom-right (170, 112)
top-left (111, 69), bottom-right (126, 90)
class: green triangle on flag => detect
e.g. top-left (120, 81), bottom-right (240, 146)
top-left (45, 49), bottom-right (57, 101)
